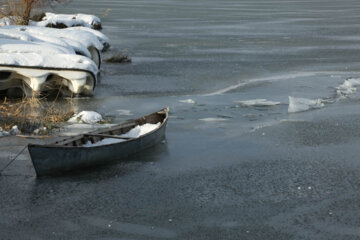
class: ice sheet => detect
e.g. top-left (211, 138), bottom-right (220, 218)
top-left (179, 99), bottom-right (195, 104)
top-left (236, 99), bottom-right (280, 107)
top-left (288, 96), bottom-right (325, 113)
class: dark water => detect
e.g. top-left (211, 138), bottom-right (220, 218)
top-left (2, 0), bottom-right (360, 239)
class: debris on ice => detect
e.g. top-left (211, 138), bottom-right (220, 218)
top-left (335, 78), bottom-right (360, 98)
top-left (288, 96), bottom-right (325, 113)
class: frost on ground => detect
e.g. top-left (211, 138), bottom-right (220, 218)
top-left (335, 78), bottom-right (360, 99)
top-left (68, 111), bottom-right (103, 124)
top-left (288, 96), bottom-right (325, 113)
top-left (83, 123), bottom-right (161, 147)
top-left (236, 99), bottom-right (280, 107)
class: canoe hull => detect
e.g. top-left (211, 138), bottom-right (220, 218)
top-left (28, 108), bottom-right (168, 176)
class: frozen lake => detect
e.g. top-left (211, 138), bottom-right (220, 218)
top-left (2, 0), bottom-right (360, 239)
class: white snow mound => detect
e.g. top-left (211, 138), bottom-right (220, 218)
top-left (68, 111), bottom-right (103, 124)
top-left (30, 12), bottom-right (101, 29)
top-left (121, 123), bottom-right (161, 138)
top-left (83, 122), bottom-right (161, 147)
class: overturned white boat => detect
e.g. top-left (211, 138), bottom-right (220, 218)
top-left (0, 39), bottom-right (98, 96)
top-left (0, 23), bottom-right (110, 96)
top-left (0, 25), bottom-right (109, 68)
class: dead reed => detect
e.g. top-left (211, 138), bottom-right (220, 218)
top-left (0, 0), bottom-right (64, 25)
top-left (0, 94), bottom-right (74, 134)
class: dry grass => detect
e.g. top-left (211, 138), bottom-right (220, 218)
top-left (1, 0), bottom-right (40, 24)
top-left (0, 94), bottom-right (74, 134)
top-left (0, 0), bottom-right (61, 25)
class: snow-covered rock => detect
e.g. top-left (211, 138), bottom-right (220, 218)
top-left (31, 12), bottom-right (102, 30)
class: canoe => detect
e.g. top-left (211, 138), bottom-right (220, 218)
top-left (28, 107), bottom-right (169, 176)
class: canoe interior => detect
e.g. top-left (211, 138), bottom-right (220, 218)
top-left (51, 107), bottom-right (169, 147)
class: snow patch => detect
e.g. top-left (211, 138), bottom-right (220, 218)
top-left (1, 25), bottom-right (107, 52)
top-left (0, 125), bottom-right (19, 137)
top-left (179, 99), bottom-right (195, 104)
top-left (236, 99), bottom-right (280, 107)
top-left (83, 138), bottom-right (124, 147)
top-left (199, 117), bottom-right (229, 122)
top-left (68, 111), bottom-right (103, 124)
top-left (288, 96), bottom-right (325, 113)
top-left (83, 122), bottom-right (161, 147)
top-left (121, 123), bottom-right (161, 138)
top-left (0, 17), bottom-right (15, 26)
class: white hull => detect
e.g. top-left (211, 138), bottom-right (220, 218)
top-left (0, 65), bottom-right (96, 96)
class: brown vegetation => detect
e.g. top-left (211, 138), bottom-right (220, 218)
top-left (0, 95), bottom-right (74, 134)
top-left (104, 49), bottom-right (132, 64)
top-left (0, 0), bottom-right (62, 25)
